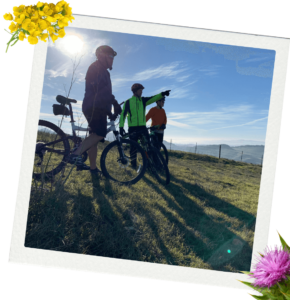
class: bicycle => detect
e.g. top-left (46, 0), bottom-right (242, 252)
top-left (148, 125), bottom-right (169, 165)
top-left (122, 126), bottom-right (170, 185)
top-left (34, 95), bottom-right (147, 185)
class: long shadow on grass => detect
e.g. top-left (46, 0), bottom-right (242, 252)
top-left (67, 174), bottom-right (142, 260)
top-left (142, 175), bottom-right (254, 272)
top-left (25, 187), bottom-right (69, 251)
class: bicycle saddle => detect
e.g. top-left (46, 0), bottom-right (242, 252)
top-left (56, 95), bottom-right (77, 105)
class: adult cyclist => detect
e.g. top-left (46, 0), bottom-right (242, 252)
top-left (68, 45), bottom-right (122, 174)
top-left (119, 83), bottom-right (170, 168)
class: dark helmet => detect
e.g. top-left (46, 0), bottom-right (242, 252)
top-left (95, 45), bottom-right (117, 58)
top-left (156, 97), bottom-right (165, 104)
top-left (131, 83), bottom-right (145, 93)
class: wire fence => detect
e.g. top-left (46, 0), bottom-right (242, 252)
top-left (166, 141), bottom-right (264, 166)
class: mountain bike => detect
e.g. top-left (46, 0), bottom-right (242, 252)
top-left (34, 95), bottom-right (147, 185)
top-left (148, 126), bottom-right (169, 165)
top-left (122, 126), bottom-right (170, 185)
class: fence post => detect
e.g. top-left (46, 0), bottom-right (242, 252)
top-left (195, 142), bottom-right (197, 154)
top-left (241, 151), bottom-right (243, 162)
top-left (261, 154), bottom-right (263, 167)
top-left (219, 145), bottom-right (221, 159)
top-left (170, 139), bottom-right (172, 152)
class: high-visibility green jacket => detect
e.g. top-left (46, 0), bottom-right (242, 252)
top-left (119, 93), bottom-right (163, 127)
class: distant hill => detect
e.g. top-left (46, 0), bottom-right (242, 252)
top-left (77, 134), bottom-right (264, 164)
top-left (163, 141), bottom-right (264, 165)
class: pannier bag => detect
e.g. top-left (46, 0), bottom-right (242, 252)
top-left (53, 104), bottom-right (70, 116)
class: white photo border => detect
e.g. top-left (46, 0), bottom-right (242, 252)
top-left (9, 14), bottom-right (290, 290)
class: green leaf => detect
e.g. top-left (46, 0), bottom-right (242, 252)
top-left (241, 271), bottom-right (254, 275)
top-left (277, 282), bottom-right (289, 294)
top-left (276, 230), bottom-right (290, 251)
top-left (10, 37), bottom-right (19, 47)
top-left (21, 29), bottom-right (30, 35)
top-left (281, 292), bottom-right (290, 300)
top-left (239, 281), bottom-right (264, 293)
top-left (249, 294), bottom-right (269, 300)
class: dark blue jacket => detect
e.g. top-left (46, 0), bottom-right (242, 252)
top-left (82, 60), bottom-right (115, 114)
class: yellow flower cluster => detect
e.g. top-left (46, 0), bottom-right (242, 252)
top-left (3, 1), bottom-right (74, 51)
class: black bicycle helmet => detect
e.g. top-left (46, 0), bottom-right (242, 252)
top-left (156, 97), bottom-right (165, 104)
top-left (95, 45), bottom-right (117, 58)
top-left (131, 83), bottom-right (145, 93)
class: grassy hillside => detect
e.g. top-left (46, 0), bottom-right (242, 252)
top-left (26, 143), bottom-right (261, 273)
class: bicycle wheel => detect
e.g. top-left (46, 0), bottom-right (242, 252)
top-left (159, 142), bottom-right (169, 164)
top-left (33, 120), bottom-right (70, 180)
top-left (150, 137), bottom-right (168, 165)
top-left (147, 147), bottom-right (170, 185)
top-left (100, 139), bottom-right (147, 185)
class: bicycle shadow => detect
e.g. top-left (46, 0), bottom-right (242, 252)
top-left (141, 174), bottom-right (255, 271)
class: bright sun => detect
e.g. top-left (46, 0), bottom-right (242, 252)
top-left (61, 35), bottom-right (84, 55)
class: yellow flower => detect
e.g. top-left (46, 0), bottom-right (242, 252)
top-left (26, 22), bottom-right (36, 34)
top-left (40, 33), bottom-right (48, 42)
top-left (9, 22), bottom-right (17, 33)
top-left (31, 10), bottom-right (39, 23)
top-left (15, 13), bottom-right (25, 24)
top-left (22, 18), bottom-right (31, 30)
top-left (43, 5), bottom-right (53, 16)
top-left (47, 26), bottom-right (55, 34)
top-left (58, 16), bottom-right (69, 28)
top-left (50, 33), bottom-right (58, 43)
top-left (12, 5), bottom-right (20, 18)
top-left (18, 3), bottom-right (27, 12)
top-left (28, 35), bottom-right (38, 45)
top-left (37, 2), bottom-right (44, 8)
top-left (54, 5), bottom-right (62, 13)
top-left (13, 5), bottom-right (25, 17)
top-left (46, 16), bottom-right (56, 23)
top-left (58, 28), bottom-right (65, 38)
top-left (31, 30), bottom-right (41, 37)
top-left (48, 3), bottom-right (56, 12)
top-left (39, 10), bottom-right (45, 17)
top-left (64, 3), bottom-right (72, 15)
top-left (19, 31), bottom-right (26, 41)
top-left (57, 1), bottom-right (66, 7)
top-left (3, 13), bottom-right (13, 21)
top-left (16, 23), bottom-right (22, 30)
top-left (39, 19), bottom-right (48, 30)
top-left (53, 14), bottom-right (62, 19)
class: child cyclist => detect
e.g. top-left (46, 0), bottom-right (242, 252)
top-left (119, 83), bottom-right (170, 168)
top-left (146, 97), bottom-right (167, 148)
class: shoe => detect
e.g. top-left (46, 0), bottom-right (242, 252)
top-left (90, 167), bottom-right (102, 175)
top-left (68, 154), bottom-right (90, 170)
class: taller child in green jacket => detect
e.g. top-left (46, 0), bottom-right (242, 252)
top-left (119, 83), bottom-right (170, 168)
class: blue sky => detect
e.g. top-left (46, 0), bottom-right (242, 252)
top-left (40, 27), bottom-right (275, 145)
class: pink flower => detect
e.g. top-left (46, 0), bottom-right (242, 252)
top-left (250, 246), bottom-right (290, 288)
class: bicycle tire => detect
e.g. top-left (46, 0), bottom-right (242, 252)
top-left (100, 138), bottom-right (147, 185)
top-left (147, 147), bottom-right (170, 185)
top-left (150, 136), bottom-right (168, 165)
top-left (159, 142), bottom-right (169, 165)
top-left (33, 120), bottom-right (70, 180)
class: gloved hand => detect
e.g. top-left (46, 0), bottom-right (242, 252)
top-left (113, 100), bottom-right (122, 115)
top-left (161, 90), bottom-right (171, 97)
top-left (160, 124), bottom-right (166, 130)
top-left (119, 127), bottom-right (126, 136)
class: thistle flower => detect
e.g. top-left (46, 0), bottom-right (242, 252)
top-left (250, 246), bottom-right (290, 288)
top-left (239, 233), bottom-right (290, 300)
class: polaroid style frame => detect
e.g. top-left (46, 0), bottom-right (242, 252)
top-left (9, 14), bottom-right (290, 290)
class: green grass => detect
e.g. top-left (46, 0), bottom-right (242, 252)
top-left (26, 141), bottom-right (261, 273)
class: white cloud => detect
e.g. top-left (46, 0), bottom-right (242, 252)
top-left (111, 61), bottom-right (191, 89)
